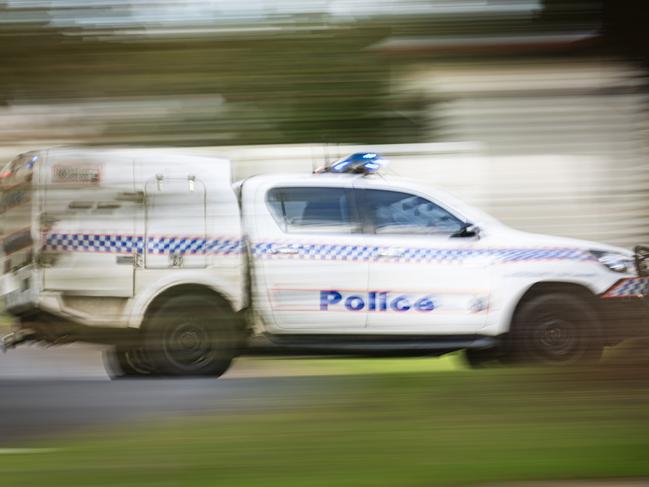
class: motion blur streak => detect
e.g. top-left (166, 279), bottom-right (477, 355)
top-left (1, 0), bottom-right (648, 245)
top-left (2, 1), bottom-right (649, 486)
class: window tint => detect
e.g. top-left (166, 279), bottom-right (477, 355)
top-left (363, 189), bottom-right (463, 235)
top-left (267, 187), bottom-right (359, 234)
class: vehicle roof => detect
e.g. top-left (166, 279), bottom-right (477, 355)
top-left (27, 147), bottom-right (233, 188)
top-left (41, 147), bottom-right (230, 166)
top-left (242, 172), bottom-right (360, 184)
top-left (239, 172), bottom-right (446, 194)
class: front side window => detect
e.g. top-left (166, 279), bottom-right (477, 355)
top-left (362, 189), bottom-right (463, 235)
top-left (267, 187), bottom-right (359, 234)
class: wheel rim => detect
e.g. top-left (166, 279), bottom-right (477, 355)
top-left (124, 347), bottom-right (154, 375)
top-left (530, 312), bottom-right (583, 363)
top-left (163, 320), bottom-right (220, 371)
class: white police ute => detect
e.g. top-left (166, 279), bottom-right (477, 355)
top-left (1, 148), bottom-right (647, 376)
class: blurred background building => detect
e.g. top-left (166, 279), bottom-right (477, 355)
top-left (1, 0), bottom-right (648, 246)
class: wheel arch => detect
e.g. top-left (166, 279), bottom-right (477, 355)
top-left (144, 284), bottom-right (233, 322)
top-left (508, 281), bottom-right (602, 333)
top-left (129, 282), bottom-right (243, 330)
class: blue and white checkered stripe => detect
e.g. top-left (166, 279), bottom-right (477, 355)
top-left (45, 234), bottom-right (143, 253)
top-left (603, 277), bottom-right (649, 298)
top-left (380, 247), bottom-right (590, 264)
top-left (253, 242), bottom-right (376, 261)
top-left (44, 233), bottom-right (242, 255)
top-left (204, 238), bottom-right (242, 255)
top-left (492, 247), bottom-right (589, 263)
top-left (42, 234), bottom-right (591, 264)
top-left (147, 237), bottom-right (205, 255)
top-left (253, 242), bottom-right (593, 264)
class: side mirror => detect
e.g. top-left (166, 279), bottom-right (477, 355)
top-left (451, 223), bottom-right (480, 239)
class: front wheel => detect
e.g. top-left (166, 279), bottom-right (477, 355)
top-left (508, 293), bottom-right (603, 366)
top-left (144, 294), bottom-right (240, 377)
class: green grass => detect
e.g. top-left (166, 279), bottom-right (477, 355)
top-left (240, 352), bottom-right (463, 376)
top-left (2, 366), bottom-right (649, 487)
top-left (239, 340), bottom-right (649, 377)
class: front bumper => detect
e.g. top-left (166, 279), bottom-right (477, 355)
top-left (601, 276), bottom-right (649, 299)
top-left (599, 297), bottom-right (649, 344)
top-left (599, 276), bottom-right (649, 344)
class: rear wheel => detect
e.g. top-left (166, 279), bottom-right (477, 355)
top-left (104, 346), bottom-right (155, 378)
top-left (508, 293), bottom-right (603, 366)
top-left (144, 294), bottom-right (240, 377)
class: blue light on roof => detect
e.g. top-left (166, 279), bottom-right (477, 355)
top-left (329, 152), bottom-right (386, 174)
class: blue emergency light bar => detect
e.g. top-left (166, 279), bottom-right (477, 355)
top-left (327, 152), bottom-right (386, 174)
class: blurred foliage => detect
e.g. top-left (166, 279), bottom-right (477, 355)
top-left (0, 15), bottom-right (410, 145)
top-left (0, 1), bottom-right (626, 147)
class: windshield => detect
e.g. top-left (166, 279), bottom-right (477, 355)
top-left (430, 188), bottom-right (504, 229)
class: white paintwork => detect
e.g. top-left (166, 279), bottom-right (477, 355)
top-left (2, 148), bottom-right (245, 329)
top-left (354, 177), bottom-right (491, 334)
top-left (0, 148), bottom-right (638, 342)
top-left (243, 172), bottom-right (635, 337)
top-left (242, 174), bottom-right (369, 331)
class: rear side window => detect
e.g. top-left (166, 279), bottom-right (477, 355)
top-left (267, 187), bottom-right (359, 234)
top-left (362, 189), bottom-right (463, 235)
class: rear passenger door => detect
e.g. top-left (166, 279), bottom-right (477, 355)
top-left (250, 184), bottom-right (369, 331)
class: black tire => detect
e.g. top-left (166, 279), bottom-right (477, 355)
top-left (144, 294), bottom-right (239, 377)
top-left (508, 293), bottom-right (603, 366)
top-left (103, 346), bottom-right (156, 378)
top-left (464, 347), bottom-right (503, 368)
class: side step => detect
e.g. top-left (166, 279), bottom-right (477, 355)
top-left (245, 334), bottom-right (499, 356)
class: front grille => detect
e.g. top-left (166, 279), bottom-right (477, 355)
top-left (635, 245), bottom-right (649, 277)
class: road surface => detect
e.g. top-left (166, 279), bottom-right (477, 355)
top-left (0, 344), bottom-right (334, 446)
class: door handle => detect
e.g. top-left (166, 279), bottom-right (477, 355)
top-left (269, 246), bottom-right (300, 255)
top-left (116, 252), bottom-right (143, 267)
top-left (116, 255), bottom-right (135, 265)
top-left (377, 248), bottom-right (406, 258)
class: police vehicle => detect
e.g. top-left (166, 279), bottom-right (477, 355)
top-left (0, 148), bottom-right (647, 376)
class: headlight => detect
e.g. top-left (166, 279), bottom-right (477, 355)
top-left (590, 250), bottom-right (636, 274)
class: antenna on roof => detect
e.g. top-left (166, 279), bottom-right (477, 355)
top-left (314, 141), bottom-right (333, 174)
top-left (324, 142), bottom-right (331, 166)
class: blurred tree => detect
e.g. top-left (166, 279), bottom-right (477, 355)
top-left (0, 5), bottom-right (400, 145)
top-left (0, 1), bottom-right (638, 147)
